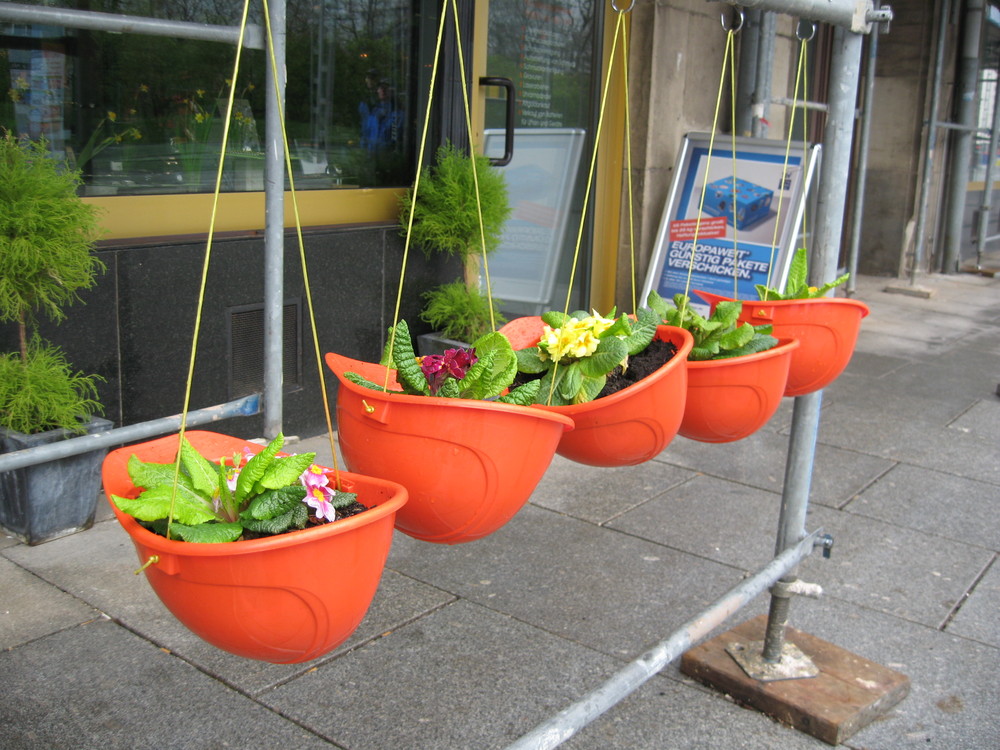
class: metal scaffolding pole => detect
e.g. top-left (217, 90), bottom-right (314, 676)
top-left (0, 2), bottom-right (263, 49)
top-left (0, 2), bottom-right (279, 468)
top-left (760, 20), bottom-right (866, 661)
top-left (263, 0), bottom-right (287, 439)
top-left (0, 396), bottom-right (260, 473)
top-left (507, 1), bottom-right (888, 745)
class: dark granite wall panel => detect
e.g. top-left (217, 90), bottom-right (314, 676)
top-left (1, 225), bottom-right (457, 440)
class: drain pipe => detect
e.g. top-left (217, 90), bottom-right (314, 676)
top-left (974, 69), bottom-right (1000, 270)
top-left (941, 0), bottom-right (984, 274)
top-left (911, 0), bottom-right (950, 283)
top-left (736, 9), bottom-right (762, 136)
top-left (263, 0), bottom-right (287, 439)
top-left (752, 12), bottom-right (776, 139)
top-left (846, 3), bottom-right (881, 294)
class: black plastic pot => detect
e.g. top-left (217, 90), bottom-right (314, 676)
top-left (0, 416), bottom-right (114, 545)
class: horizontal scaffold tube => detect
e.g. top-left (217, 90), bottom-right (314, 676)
top-left (719, 0), bottom-right (890, 34)
top-left (0, 2), bottom-right (264, 49)
top-left (0, 394), bottom-right (261, 473)
top-left (505, 529), bottom-right (824, 750)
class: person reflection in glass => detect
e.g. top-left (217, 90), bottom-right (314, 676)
top-left (360, 78), bottom-right (403, 153)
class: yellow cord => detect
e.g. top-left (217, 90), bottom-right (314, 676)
top-left (167, 0), bottom-right (251, 540)
top-left (260, 0), bottom-right (342, 484)
top-left (763, 32), bottom-right (811, 298)
top-left (622, 19), bottom-right (637, 315)
top-left (679, 28), bottom-right (736, 323)
top-left (448, 0), bottom-right (496, 332)
top-left (384, 0), bottom-right (450, 389)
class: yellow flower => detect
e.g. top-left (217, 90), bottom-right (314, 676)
top-left (107, 110), bottom-right (117, 121)
top-left (538, 313), bottom-right (614, 363)
top-left (139, 83), bottom-right (149, 93)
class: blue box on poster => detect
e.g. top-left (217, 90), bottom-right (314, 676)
top-left (702, 176), bottom-right (773, 229)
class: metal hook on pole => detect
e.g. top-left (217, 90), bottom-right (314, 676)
top-left (796, 19), bottom-right (816, 42)
top-left (610, 0), bottom-right (634, 12)
top-left (721, 6), bottom-right (744, 33)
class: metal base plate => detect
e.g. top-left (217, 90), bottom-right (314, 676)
top-left (726, 640), bottom-right (820, 682)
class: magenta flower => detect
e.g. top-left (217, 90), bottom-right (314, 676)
top-left (420, 348), bottom-right (478, 394)
top-left (304, 485), bottom-right (337, 522)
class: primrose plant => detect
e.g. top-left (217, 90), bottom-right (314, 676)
top-left (514, 306), bottom-right (659, 405)
top-left (344, 319), bottom-right (542, 405)
top-left (757, 248), bottom-right (850, 300)
top-left (112, 433), bottom-right (357, 543)
top-left (647, 291), bottom-right (777, 361)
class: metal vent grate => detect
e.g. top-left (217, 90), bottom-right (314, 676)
top-left (229, 301), bottom-right (301, 398)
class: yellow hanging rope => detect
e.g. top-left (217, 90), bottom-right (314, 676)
top-left (383, 0), bottom-right (451, 388)
top-left (539, 3), bottom-right (630, 406)
top-left (166, 0), bottom-right (252, 539)
top-left (260, 0), bottom-right (343, 487)
top-left (448, 0), bottom-right (497, 332)
top-left (678, 12), bottom-right (739, 323)
top-left (560, 8), bottom-right (627, 317)
top-left (762, 21), bottom-right (814, 298)
top-left (620, 12), bottom-right (637, 315)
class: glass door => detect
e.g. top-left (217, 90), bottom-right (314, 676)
top-left (480, 0), bottom-right (605, 316)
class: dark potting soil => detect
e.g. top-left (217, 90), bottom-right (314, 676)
top-left (599, 338), bottom-right (678, 397)
top-left (512, 338), bottom-right (679, 399)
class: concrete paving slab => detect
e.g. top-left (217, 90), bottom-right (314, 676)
top-left (799, 506), bottom-right (994, 629)
top-left (945, 558), bottom-right (1000, 648)
top-left (843, 464), bottom-right (1000, 551)
top-left (658, 431), bottom-right (894, 510)
top-left (833, 350), bottom-right (911, 379)
top-left (387, 503), bottom-right (747, 659)
top-left (527, 453), bottom-right (695, 524)
top-left (948, 398), bottom-right (1000, 439)
top-left (261, 599), bottom-right (623, 750)
top-left (0, 618), bottom-right (333, 750)
top-left (815, 402), bottom-right (1000, 485)
top-left (823, 367), bottom-right (979, 427)
top-left (3, 517), bottom-right (455, 694)
top-left (562, 672), bottom-right (831, 749)
top-left (0, 555), bottom-right (100, 650)
top-left (606, 473), bottom-right (785, 571)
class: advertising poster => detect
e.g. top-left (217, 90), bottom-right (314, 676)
top-left (642, 134), bottom-right (819, 313)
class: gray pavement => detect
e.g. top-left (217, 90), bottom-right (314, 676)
top-left (2, 272), bottom-right (999, 749)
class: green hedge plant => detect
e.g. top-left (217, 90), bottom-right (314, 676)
top-left (0, 131), bottom-right (106, 435)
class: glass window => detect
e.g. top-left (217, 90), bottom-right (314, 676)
top-left (0, 0), bottom-right (418, 195)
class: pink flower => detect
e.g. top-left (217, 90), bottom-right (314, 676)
top-left (299, 463), bottom-right (329, 491)
top-left (420, 348), bottom-right (478, 394)
top-left (304, 485), bottom-right (337, 522)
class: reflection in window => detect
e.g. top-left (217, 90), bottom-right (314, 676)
top-left (0, 0), bottom-right (417, 195)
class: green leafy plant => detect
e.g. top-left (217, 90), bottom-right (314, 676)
top-left (111, 433), bottom-right (359, 543)
top-left (0, 130), bottom-right (106, 435)
top-left (514, 307), bottom-right (660, 405)
top-left (343, 319), bottom-right (540, 405)
top-left (419, 279), bottom-right (507, 343)
top-left (756, 248), bottom-right (850, 300)
top-left (647, 292), bottom-right (777, 361)
top-left (0, 336), bottom-right (104, 435)
top-left (399, 142), bottom-right (511, 343)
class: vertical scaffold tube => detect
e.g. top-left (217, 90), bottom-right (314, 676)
top-left (760, 24), bottom-right (865, 661)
